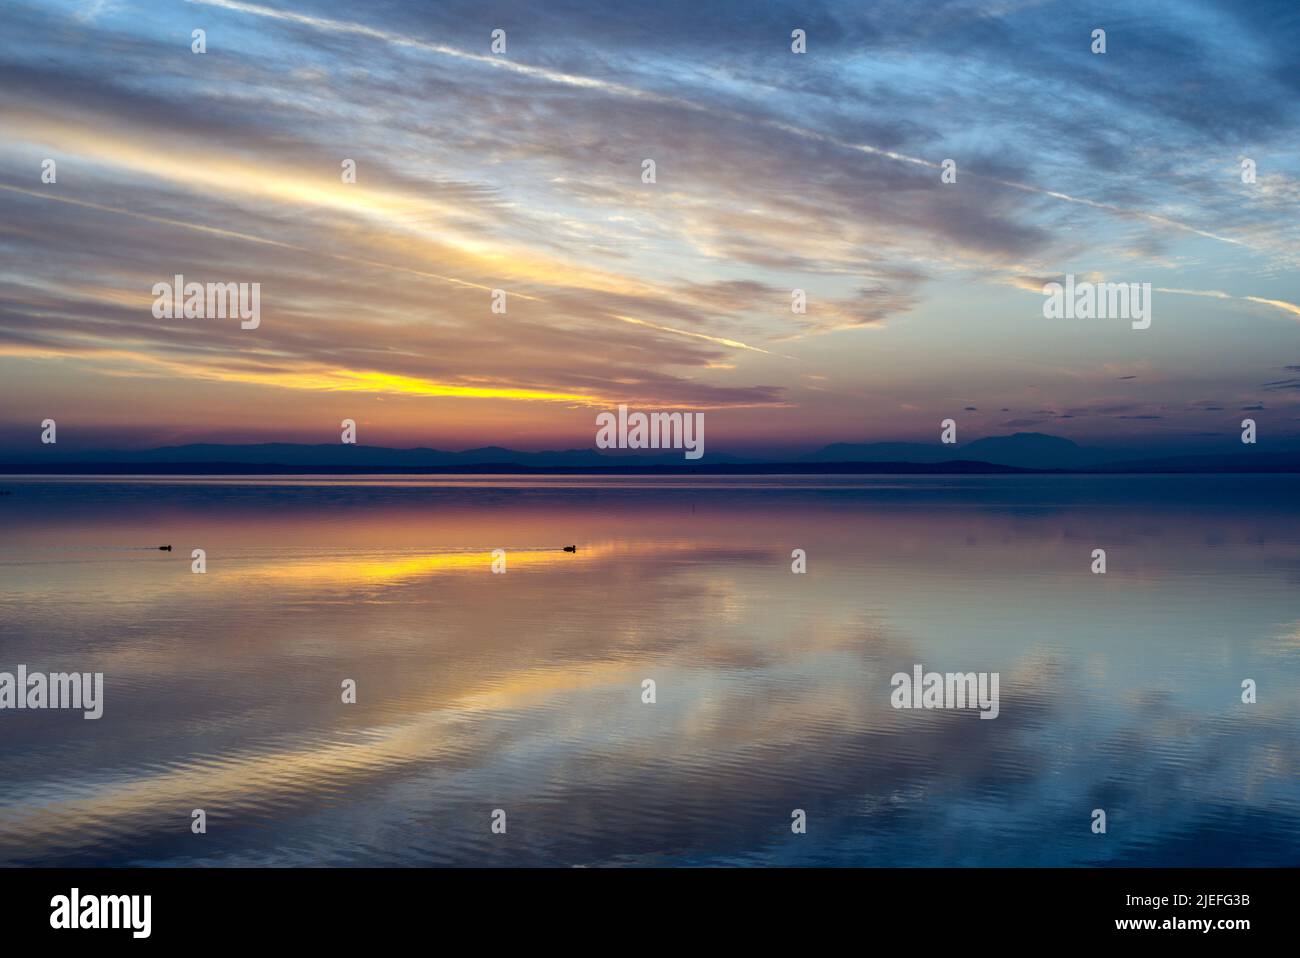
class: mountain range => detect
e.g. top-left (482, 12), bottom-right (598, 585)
top-left (2, 433), bottom-right (1299, 473)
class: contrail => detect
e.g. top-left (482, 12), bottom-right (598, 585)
top-left (186, 0), bottom-right (679, 104)
top-left (1, 184), bottom-right (779, 355)
top-left (1244, 295), bottom-right (1300, 319)
top-left (0, 183), bottom-right (531, 298)
top-left (188, 0), bottom-right (1245, 249)
top-left (1157, 286), bottom-right (1300, 319)
top-left (763, 122), bottom-right (1245, 248)
top-left (611, 314), bottom-right (778, 356)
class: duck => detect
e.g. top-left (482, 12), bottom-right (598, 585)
top-left (562, 545), bottom-right (577, 553)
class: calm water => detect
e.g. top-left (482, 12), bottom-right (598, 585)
top-left (0, 474), bottom-right (1296, 867)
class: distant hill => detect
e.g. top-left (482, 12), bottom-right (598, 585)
top-left (803, 432), bottom-right (1115, 469)
top-left (0, 459), bottom-right (1035, 476)
top-left (960, 433), bottom-right (1104, 468)
top-left (1, 433), bottom-right (1297, 474)
top-left (1, 442), bottom-right (736, 469)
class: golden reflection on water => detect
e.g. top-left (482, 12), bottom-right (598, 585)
top-left (0, 476), bottom-right (1297, 865)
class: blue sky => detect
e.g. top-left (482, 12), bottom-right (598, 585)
top-left (0, 0), bottom-right (1298, 453)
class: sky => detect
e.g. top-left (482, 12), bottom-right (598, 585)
top-left (1, 0), bottom-right (1298, 456)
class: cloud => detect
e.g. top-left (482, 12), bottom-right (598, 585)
top-left (1245, 296), bottom-right (1300, 320)
top-left (1, 0), bottom-right (1298, 449)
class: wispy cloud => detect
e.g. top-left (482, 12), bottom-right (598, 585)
top-left (1, 0), bottom-right (1297, 450)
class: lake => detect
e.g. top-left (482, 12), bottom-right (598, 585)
top-left (0, 474), bottom-right (1296, 866)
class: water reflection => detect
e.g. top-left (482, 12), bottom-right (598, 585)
top-left (0, 475), bottom-right (1296, 865)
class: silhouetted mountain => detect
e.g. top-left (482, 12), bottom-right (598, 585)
top-left (5, 441), bottom-right (722, 467)
top-left (2, 434), bottom-right (1298, 474)
top-left (803, 432), bottom-right (1116, 468)
top-left (0, 442), bottom-right (746, 470)
top-left (803, 441), bottom-right (948, 464)
top-left (0, 459), bottom-right (1035, 476)
top-left (960, 433), bottom-right (1099, 468)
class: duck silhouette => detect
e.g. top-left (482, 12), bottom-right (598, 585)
top-left (159, 545), bottom-right (172, 551)
top-left (562, 545), bottom-right (577, 553)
